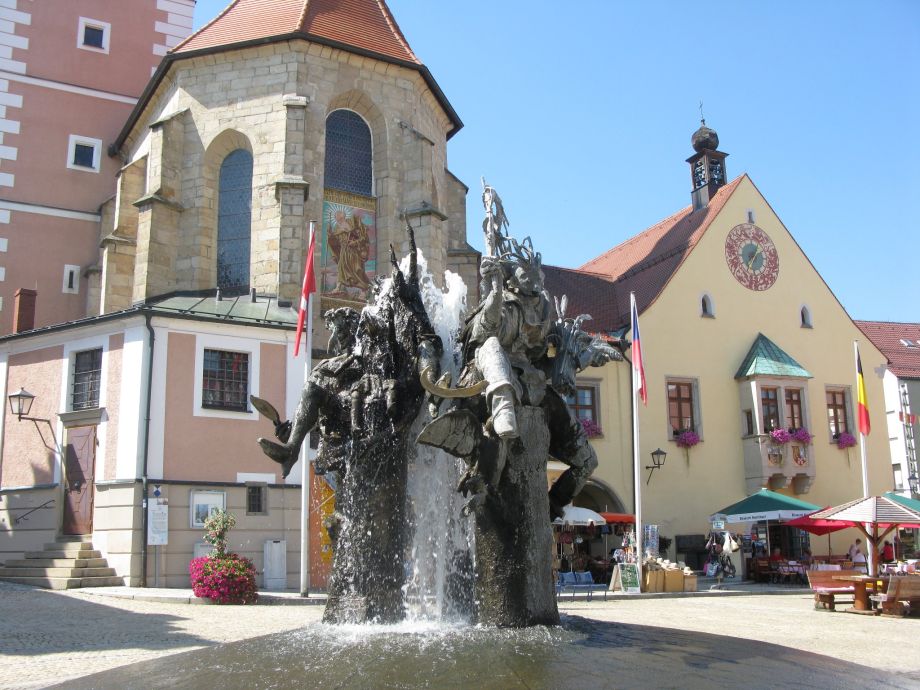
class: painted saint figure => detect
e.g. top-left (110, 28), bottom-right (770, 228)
top-left (328, 209), bottom-right (371, 295)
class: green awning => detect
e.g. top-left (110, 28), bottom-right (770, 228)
top-left (735, 333), bottom-right (812, 379)
top-left (884, 491), bottom-right (920, 514)
top-left (712, 488), bottom-right (820, 523)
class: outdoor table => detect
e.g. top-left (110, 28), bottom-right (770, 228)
top-left (833, 575), bottom-right (889, 615)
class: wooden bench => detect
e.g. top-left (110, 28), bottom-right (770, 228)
top-left (806, 569), bottom-right (862, 611)
top-left (871, 576), bottom-right (920, 617)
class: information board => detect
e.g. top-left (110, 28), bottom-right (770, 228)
top-left (609, 563), bottom-right (641, 594)
top-left (148, 500), bottom-right (168, 546)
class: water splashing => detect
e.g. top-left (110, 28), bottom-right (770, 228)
top-left (401, 250), bottom-right (473, 623)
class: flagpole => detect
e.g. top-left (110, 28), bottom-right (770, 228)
top-left (631, 292), bottom-right (643, 588)
top-left (300, 220), bottom-right (316, 596)
top-left (854, 340), bottom-right (873, 578)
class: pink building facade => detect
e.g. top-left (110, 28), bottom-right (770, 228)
top-left (0, 0), bottom-right (195, 335)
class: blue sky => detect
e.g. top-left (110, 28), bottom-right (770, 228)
top-left (193, 1), bottom-right (919, 322)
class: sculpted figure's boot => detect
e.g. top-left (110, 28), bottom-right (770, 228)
top-left (475, 337), bottom-right (521, 439)
top-left (490, 384), bottom-right (519, 438)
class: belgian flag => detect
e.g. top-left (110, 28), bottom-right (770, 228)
top-left (856, 347), bottom-right (870, 436)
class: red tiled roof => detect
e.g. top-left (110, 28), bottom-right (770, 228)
top-left (174, 0), bottom-right (419, 64)
top-left (542, 266), bottom-right (621, 334)
top-left (551, 176), bottom-right (745, 330)
top-left (855, 320), bottom-right (920, 379)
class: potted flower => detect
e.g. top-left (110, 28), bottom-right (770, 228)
top-left (579, 417), bottom-right (602, 438)
top-left (835, 431), bottom-right (856, 449)
top-left (790, 428), bottom-right (813, 445)
top-left (675, 429), bottom-right (699, 466)
top-left (189, 509), bottom-right (258, 605)
top-left (769, 428), bottom-right (791, 445)
top-left (675, 430), bottom-right (700, 448)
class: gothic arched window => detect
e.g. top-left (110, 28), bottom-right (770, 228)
top-left (324, 109), bottom-right (372, 196)
top-left (217, 149), bottom-right (253, 295)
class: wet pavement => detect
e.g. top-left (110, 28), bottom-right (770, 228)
top-left (2, 580), bottom-right (918, 689)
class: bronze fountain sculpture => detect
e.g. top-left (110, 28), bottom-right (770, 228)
top-left (255, 184), bottom-right (621, 626)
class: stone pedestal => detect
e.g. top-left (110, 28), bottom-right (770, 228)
top-left (474, 406), bottom-right (559, 627)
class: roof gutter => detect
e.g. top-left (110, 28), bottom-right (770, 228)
top-left (110, 33), bottom-right (463, 157)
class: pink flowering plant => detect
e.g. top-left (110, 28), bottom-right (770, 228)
top-left (579, 417), bottom-right (602, 438)
top-left (835, 432), bottom-right (857, 449)
top-left (790, 428), bottom-right (813, 444)
top-left (189, 553), bottom-right (258, 605)
top-left (675, 430), bottom-right (700, 449)
top-left (189, 509), bottom-right (258, 605)
top-left (769, 428), bottom-right (791, 445)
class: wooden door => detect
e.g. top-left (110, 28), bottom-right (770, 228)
top-left (63, 425), bottom-right (96, 535)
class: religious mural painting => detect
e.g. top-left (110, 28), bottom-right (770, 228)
top-left (321, 189), bottom-right (377, 300)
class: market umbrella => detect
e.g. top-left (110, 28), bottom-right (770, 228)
top-left (811, 496), bottom-right (920, 577)
top-left (711, 489), bottom-right (820, 555)
top-left (784, 508), bottom-right (857, 557)
top-left (553, 505), bottom-right (606, 526)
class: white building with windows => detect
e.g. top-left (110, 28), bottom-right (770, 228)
top-left (855, 321), bottom-right (920, 499)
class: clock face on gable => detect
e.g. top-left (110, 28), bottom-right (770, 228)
top-left (724, 223), bottom-right (779, 291)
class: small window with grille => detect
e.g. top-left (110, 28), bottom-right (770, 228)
top-left (72, 348), bottom-right (102, 410)
top-left (202, 349), bottom-right (249, 412)
top-left (246, 484), bottom-right (267, 516)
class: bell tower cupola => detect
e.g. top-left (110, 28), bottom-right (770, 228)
top-left (686, 116), bottom-right (728, 211)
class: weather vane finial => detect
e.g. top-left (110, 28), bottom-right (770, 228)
top-left (699, 100), bottom-right (705, 126)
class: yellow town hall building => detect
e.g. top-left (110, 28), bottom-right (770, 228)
top-left (544, 121), bottom-right (891, 568)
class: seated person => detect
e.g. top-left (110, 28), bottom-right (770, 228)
top-left (769, 547), bottom-right (784, 563)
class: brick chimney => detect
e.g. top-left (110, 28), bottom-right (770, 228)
top-left (13, 288), bottom-right (36, 333)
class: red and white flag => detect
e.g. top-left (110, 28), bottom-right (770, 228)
top-left (293, 223), bottom-right (316, 357)
top-left (631, 292), bottom-right (647, 406)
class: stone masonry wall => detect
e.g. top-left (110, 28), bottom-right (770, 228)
top-left (103, 39), bottom-right (469, 322)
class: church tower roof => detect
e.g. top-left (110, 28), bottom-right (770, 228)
top-left (112, 0), bottom-right (462, 154)
top-left (173, 0), bottom-right (419, 65)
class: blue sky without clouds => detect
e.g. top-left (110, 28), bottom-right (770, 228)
top-left (193, 1), bottom-right (919, 322)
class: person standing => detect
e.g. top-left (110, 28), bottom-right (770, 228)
top-left (881, 540), bottom-right (895, 563)
top-left (847, 538), bottom-right (863, 562)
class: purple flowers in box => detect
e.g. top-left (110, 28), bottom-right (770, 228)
top-left (769, 428), bottom-right (791, 445)
top-left (836, 431), bottom-right (857, 449)
top-left (676, 430), bottom-right (700, 448)
top-left (579, 418), bottom-right (602, 438)
top-left (790, 428), bottom-right (813, 444)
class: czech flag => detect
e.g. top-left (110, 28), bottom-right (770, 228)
top-left (631, 293), bottom-right (647, 406)
top-left (856, 347), bottom-right (870, 435)
top-left (293, 224), bottom-right (316, 357)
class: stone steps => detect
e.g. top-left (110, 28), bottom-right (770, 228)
top-left (0, 538), bottom-right (124, 590)
top-left (25, 549), bottom-right (101, 560)
top-left (0, 566), bottom-right (116, 578)
top-left (0, 575), bottom-right (125, 590)
top-left (3, 557), bottom-right (108, 568)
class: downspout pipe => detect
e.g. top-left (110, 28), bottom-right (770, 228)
top-left (140, 313), bottom-right (155, 587)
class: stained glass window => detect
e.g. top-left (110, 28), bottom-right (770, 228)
top-left (217, 149), bottom-right (253, 295)
top-left (324, 110), bottom-right (372, 196)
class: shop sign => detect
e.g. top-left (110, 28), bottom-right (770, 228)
top-left (609, 563), bottom-right (641, 594)
top-left (711, 519), bottom-right (725, 530)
